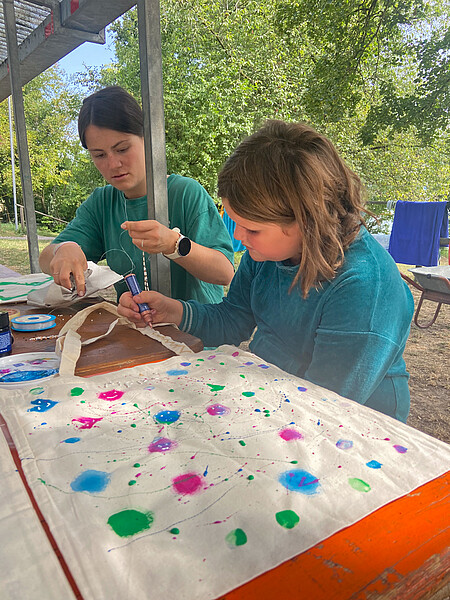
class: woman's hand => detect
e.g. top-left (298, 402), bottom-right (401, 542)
top-left (121, 220), bottom-right (179, 255)
top-left (118, 291), bottom-right (184, 327)
top-left (41, 242), bottom-right (88, 296)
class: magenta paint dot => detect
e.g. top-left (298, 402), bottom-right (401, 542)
top-left (72, 417), bottom-right (103, 429)
top-left (172, 472), bottom-right (204, 496)
top-left (207, 355), bottom-right (216, 360)
top-left (98, 389), bottom-right (125, 402)
top-left (279, 428), bottom-right (303, 442)
top-left (148, 437), bottom-right (178, 453)
top-left (393, 444), bottom-right (407, 454)
top-left (206, 404), bottom-right (231, 416)
top-left (232, 351), bottom-right (239, 357)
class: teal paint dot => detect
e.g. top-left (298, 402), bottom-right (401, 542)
top-left (239, 440), bottom-right (246, 446)
top-left (128, 480), bottom-right (137, 486)
top-left (133, 463), bottom-right (140, 468)
top-left (247, 475), bottom-right (254, 480)
top-left (242, 391), bottom-right (255, 397)
top-left (276, 509), bottom-right (300, 529)
top-left (170, 527), bottom-right (180, 535)
top-left (225, 528), bottom-right (247, 547)
top-left (130, 423), bottom-right (137, 428)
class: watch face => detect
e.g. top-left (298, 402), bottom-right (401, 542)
top-left (178, 236), bottom-right (191, 257)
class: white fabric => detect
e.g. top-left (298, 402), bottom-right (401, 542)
top-left (0, 273), bottom-right (53, 304)
top-left (27, 262), bottom-right (122, 308)
top-left (0, 428), bottom-right (75, 599)
top-left (55, 302), bottom-right (193, 376)
top-left (1, 345), bottom-right (449, 600)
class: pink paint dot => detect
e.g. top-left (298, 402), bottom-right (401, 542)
top-left (279, 428), bottom-right (303, 442)
top-left (98, 389), bottom-right (125, 402)
top-left (72, 417), bottom-right (103, 430)
top-left (172, 472), bottom-right (204, 496)
top-left (232, 351), bottom-right (239, 357)
top-left (207, 404), bottom-right (231, 416)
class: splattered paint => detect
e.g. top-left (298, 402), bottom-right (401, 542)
top-left (27, 399), bottom-right (58, 413)
top-left (107, 509), bottom-right (154, 538)
top-left (2, 345), bottom-right (449, 600)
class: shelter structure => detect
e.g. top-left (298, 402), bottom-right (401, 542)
top-left (0, 0), bottom-right (171, 294)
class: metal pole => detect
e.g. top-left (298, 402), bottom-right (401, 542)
top-left (3, 0), bottom-right (40, 272)
top-left (7, 96), bottom-right (18, 231)
top-left (137, 0), bottom-right (171, 296)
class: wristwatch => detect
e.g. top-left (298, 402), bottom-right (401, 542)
top-left (163, 227), bottom-right (192, 260)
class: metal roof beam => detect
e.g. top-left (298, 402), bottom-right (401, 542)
top-left (0, 0), bottom-right (136, 102)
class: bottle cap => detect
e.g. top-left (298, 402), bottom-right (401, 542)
top-left (0, 312), bottom-right (10, 328)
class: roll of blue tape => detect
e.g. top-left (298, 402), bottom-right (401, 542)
top-left (11, 314), bottom-right (57, 332)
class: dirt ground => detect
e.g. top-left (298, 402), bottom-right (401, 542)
top-left (403, 286), bottom-right (449, 445)
top-left (240, 284), bottom-right (450, 445)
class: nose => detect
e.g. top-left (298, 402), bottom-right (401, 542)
top-left (107, 153), bottom-right (123, 169)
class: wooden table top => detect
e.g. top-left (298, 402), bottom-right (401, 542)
top-left (1, 299), bottom-right (203, 376)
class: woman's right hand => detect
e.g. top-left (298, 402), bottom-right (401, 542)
top-left (49, 242), bottom-right (88, 296)
top-left (118, 291), bottom-right (184, 327)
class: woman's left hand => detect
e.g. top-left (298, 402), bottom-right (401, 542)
top-left (121, 220), bottom-right (179, 255)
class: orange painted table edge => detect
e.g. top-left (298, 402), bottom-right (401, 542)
top-left (220, 470), bottom-right (450, 600)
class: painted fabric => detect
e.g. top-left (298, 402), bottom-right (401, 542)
top-left (0, 273), bottom-right (53, 303)
top-left (1, 346), bottom-right (449, 600)
top-left (180, 227), bottom-right (415, 422)
top-left (52, 174), bottom-right (234, 303)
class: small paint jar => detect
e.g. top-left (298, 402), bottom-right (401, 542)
top-left (0, 311), bottom-right (13, 357)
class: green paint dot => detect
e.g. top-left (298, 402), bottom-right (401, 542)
top-left (276, 509), bottom-right (300, 529)
top-left (207, 384), bottom-right (225, 392)
top-left (128, 480), bottom-right (137, 486)
top-left (239, 440), bottom-right (246, 446)
top-left (107, 509), bottom-right (154, 538)
top-left (242, 391), bottom-right (255, 397)
top-left (133, 463), bottom-right (140, 468)
top-left (220, 362), bottom-right (225, 365)
top-left (80, 400), bottom-right (86, 403)
top-left (197, 358), bottom-right (204, 361)
top-left (348, 477), bottom-right (371, 493)
top-left (263, 409), bottom-right (270, 413)
top-left (259, 387), bottom-right (265, 390)
top-left (225, 528), bottom-right (247, 547)
top-left (240, 374), bottom-right (245, 378)
top-left (169, 389), bottom-right (175, 392)
top-left (170, 528), bottom-right (180, 535)
top-left (264, 414), bottom-right (270, 417)
top-left (133, 403), bottom-right (139, 408)
top-left (290, 460), bottom-right (298, 464)
top-left (131, 423), bottom-right (137, 428)
top-left (70, 387), bottom-right (84, 397)
top-left (247, 475), bottom-right (254, 480)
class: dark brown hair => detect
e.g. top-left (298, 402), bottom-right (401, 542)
top-left (218, 120), bottom-right (368, 297)
top-left (78, 86), bottom-right (143, 148)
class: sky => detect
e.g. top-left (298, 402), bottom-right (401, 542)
top-left (57, 38), bottom-right (115, 77)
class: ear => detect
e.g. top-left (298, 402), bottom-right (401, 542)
top-left (282, 221), bottom-right (301, 238)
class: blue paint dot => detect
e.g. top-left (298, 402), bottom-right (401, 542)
top-left (297, 386), bottom-right (307, 392)
top-left (180, 362), bottom-right (191, 366)
top-left (258, 364), bottom-right (269, 369)
top-left (62, 437), bottom-right (81, 444)
top-left (255, 408), bottom-right (261, 412)
top-left (336, 439), bottom-right (353, 450)
top-left (70, 470), bottom-right (111, 494)
top-left (154, 410), bottom-right (181, 424)
top-left (279, 469), bottom-right (320, 495)
top-left (366, 460), bottom-right (382, 469)
top-left (27, 399), bottom-right (58, 413)
top-left (166, 369), bottom-right (188, 376)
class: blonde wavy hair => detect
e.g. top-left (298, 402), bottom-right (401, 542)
top-left (218, 120), bottom-right (369, 298)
